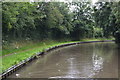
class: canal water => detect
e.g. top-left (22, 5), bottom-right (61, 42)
top-left (8, 42), bottom-right (118, 78)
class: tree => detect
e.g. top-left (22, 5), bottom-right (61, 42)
top-left (2, 2), bottom-right (36, 39)
top-left (93, 2), bottom-right (114, 38)
top-left (70, 2), bottom-right (94, 40)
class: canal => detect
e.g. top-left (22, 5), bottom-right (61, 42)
top-left (8, 42), bottom-right (118, 78)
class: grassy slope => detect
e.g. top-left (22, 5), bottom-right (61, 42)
top-left (2, 38), bottom-right (113, 73)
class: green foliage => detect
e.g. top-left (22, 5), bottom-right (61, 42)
top-left (70, 2), bottom-right (94, 40)
top-left (93, 2), bottom-right (112, 38)
top-left (2, 2), bottom-right (36, 39)
top-left (93, 27), bottom-right (103, 38)
top-left (2, 2), bottom-right (120, 45)
top-left (111, 2), bottom-right (120, 45)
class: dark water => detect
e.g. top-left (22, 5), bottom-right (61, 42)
top-left (8, 42), bottom-right (118, 78)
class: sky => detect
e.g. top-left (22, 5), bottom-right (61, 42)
top-left (30, 0), bottom-right (98, 3)
top-left (92, 0), bottom-right (98, 4)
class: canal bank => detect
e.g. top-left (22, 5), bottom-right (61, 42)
top-left (1, 40), bottom-right (116, 79)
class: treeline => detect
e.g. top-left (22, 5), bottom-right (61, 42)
top-left (2, 2), bottom-right (120, 42)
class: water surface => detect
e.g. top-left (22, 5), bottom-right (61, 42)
top-left (8, 42), bottom-right (118, 78)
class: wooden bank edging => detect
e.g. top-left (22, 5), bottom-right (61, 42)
top-left (1, 40), bottom-right (114, 79)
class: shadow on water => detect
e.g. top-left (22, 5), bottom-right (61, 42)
top-left (7, 42), bottom-right (118, 79)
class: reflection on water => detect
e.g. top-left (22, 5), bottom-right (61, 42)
top-left (92, 53), bottom-right (103, 72)
top-left (65, 57), bottom-right (80, 78)
top-left (92, 53), bottom-right (104, 77)
top-left (8, 42), bottom-right (118, 78)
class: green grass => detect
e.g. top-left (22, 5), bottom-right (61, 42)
top-left (2, 38), bottom-right (114, 73)
top-left (2, 40), bottom-right (56, 56)
top-left (80, 38), bottom-right (114, 41)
